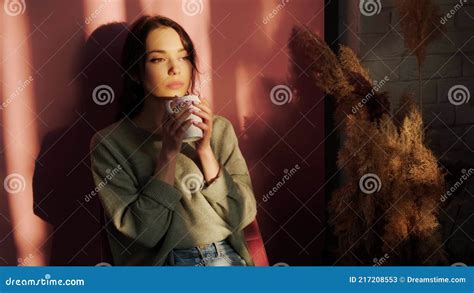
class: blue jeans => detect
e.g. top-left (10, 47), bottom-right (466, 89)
top-left (166, 240), bottom-right (247, 266)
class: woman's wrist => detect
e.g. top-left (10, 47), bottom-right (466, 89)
top-left (196, 146), bottom-right (220, 183)
top-left (153, 150), bottom-right (178, 185)
top-left (204, 164), bottom-right (222, 187)
top-left (196, 144), bottom-right (212, 157)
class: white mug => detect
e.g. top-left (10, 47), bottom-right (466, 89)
top-left (165, 94), bottom-right (203, 142)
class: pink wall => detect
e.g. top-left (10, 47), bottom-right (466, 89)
top-left (1, 0), bottom-right (325, 266)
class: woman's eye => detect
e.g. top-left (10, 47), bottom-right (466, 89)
top-left (150, 58), bottom-right (165, 63)
top-left (179, 55), bottom-right (190, 61)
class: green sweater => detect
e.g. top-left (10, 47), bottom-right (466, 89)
top-left (90, 115), bottom-right (257, 266)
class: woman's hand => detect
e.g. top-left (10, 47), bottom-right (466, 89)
top-left (191, 96), bottom-right (213, 154)
top-left (160, 103), bottom-right (194, 157)
top-left (191, 97), bottom-right (221, 183)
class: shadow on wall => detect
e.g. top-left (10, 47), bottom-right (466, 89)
top-left (32, 22), bottom-right (126, 265)
top-left (209, 0), bottom-right (326, 265)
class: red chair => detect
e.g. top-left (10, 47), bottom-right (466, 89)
top-left (243, 219), bottom-right (269, 266)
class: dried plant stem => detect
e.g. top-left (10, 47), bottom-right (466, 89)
top-left (418, 66), bottom-right (422, 115)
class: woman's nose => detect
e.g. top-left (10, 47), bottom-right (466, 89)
top-left (168, 61), bottom-right (181, 75)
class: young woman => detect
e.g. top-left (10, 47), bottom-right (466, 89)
top-left (90, 15), bottom-right (257, 266)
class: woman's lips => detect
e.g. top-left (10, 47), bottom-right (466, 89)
top-left (166, 81), bottom-right (184, 89)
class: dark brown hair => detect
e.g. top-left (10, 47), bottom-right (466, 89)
top-left (118, 15), bottom-right (199, 119)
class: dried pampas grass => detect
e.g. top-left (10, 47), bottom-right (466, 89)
top-left (288, 26), bottom-right (447, 265)
top-left (395, 0), bottom-right (444, 68)
top-left (395, 0), bottom-right (445, 111)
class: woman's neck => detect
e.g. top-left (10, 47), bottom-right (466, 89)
top-left (133, 97), bottom-right (167, 135)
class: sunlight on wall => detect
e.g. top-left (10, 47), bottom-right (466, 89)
top-left (2, 9), bottom-right (50, 266)
top-left (235, 62), bottom-right (264, 131)
top-left (82, 0), bottom-right (126, 37)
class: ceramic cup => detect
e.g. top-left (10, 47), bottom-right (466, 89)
top-left (165, 94), bottom-right (203, 142)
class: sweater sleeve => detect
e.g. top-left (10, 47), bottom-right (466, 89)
top-left (90, 136), bottom-right (183, 248)
top-left (200, 118), bottom-right (257, 231)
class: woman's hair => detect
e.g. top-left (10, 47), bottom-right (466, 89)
top-left (117, 15), bottom-right (199, 119)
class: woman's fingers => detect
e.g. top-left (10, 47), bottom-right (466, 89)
top-left (175, 119), bottom-right (193, 137)
top-left (190, 109), bottom-right (212, 121)
top-left (169, 104), bottom-right (192, 131)
top-left (192, 121), bottom-right (210, 131)
top-left (192, 100), bottom-right (211, 114)
top-left (170, 108), bottom-right (193, 134)
top-left (199, 96), bottom-right (210, 107)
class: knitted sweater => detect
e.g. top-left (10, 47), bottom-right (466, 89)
top-left (90, 115), bottom-right (257, 266)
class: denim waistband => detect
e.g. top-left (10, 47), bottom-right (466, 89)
top-left (171, 239), bottom-right (232, 259)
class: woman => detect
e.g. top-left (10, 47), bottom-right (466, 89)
top-left (90, 15), bottom-right (257, 266)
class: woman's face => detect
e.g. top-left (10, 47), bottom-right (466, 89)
top-left (142, 26), bottom-right (192, 99)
